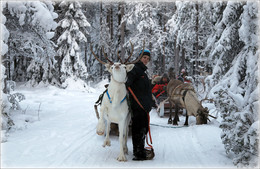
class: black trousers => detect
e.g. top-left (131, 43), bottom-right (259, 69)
top-left (131, 106), bottom-right (149, 156)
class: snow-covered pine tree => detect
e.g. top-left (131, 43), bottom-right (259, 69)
top-left (156, 2), bottom-right (175, 74)
top-left (3, 1), bottom-right (57, 86)
top-left (80, 2), bottom-right (100, 83)
top-left (122, 2), bottom-right (159, 77)
top-left (1, 3), bottom-right (14, 135)
top-left (56, 1), bottom-right (90, 88)
top-left (151, 2), bottom-right (173, 75)
top-left (207, 1), bottom-right (259, 167)
top-left (167, 1), bottom-right (191, 77)
top-left (167, 1), bottom-right (218, 88)
top-left (1, 3), bottom-right (9, 57)
top-left (1, 3), bottom-right (25, 139)
top-left (204, 2), bottom-right (244, 91)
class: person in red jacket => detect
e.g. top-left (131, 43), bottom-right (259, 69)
top-left (152, 73), bottom-right (169, 99)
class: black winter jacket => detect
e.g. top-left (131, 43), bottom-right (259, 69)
top-left (125, 61), bottom-right (153, 112)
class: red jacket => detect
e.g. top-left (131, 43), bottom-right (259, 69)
top-left (152, 83), bottom-right (168, 98)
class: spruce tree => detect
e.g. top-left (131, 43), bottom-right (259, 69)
top-left (2, 1), bottom-right (57, 86)
top-left (206, 2), bottom-right (259, 167)
top-left (56, 1), bottom-right (90, 87)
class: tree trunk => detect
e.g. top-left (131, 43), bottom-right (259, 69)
top-left (195, 2), bottom-right (199, 76)
top-left (119, 2), bottom-right (125, 61)
top-left (181, 47), bottom-right (185, 70)
top-left (110, 4), bottom-right (113, 41)
top-left (174, 34), bottom-right (180, 78)
top-left (99, 1), bottom-right (103, 78)
top-left (161, 6), bottom-right (166, 74)
top-left (195, 2), bottom-right (199, 88)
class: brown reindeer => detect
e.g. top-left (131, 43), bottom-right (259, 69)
top-left (164, 79), bottom-right (215, 126)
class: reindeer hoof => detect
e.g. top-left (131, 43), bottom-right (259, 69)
top-left (168, 119), bottom-right (172, 124)
top-left (172, 121), bottom-right (178, 125)
top-left (102, 139), bottom-right (111, 147)
top-left (96, 121), bottom-right (105, 135)
top-left (97, 131), bottom-right (104, 135)
top-left (117, 155), bottom-right (127, 162)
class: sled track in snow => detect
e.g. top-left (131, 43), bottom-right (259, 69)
top-left (52, 123), bottom-right (97, 167)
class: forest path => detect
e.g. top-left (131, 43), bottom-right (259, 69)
top-left (1, 84), bottom-right (234, 168)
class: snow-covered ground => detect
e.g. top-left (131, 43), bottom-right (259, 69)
top-left (1, 80), bottom-right (236, 168)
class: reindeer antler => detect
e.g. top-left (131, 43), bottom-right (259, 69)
top-left (201, 107), bottom-right (217, 119)
top-left (117, 41), bottom-right (134, 64)
top-left (123, 41), bottom-right (134, 64)
top-left (208, 114), bottom-right (217, 119)
top-left (200, 98), bottom-right (214, 105)
top-left (90, 45), bottom-right (106, 65)
top-left (90, 44), bottom-right (114, 65)
top-left (117, 50), bottom-right (123, 63)
top-left (102, 47), bottom-right (114, 65)
top-left (125, 41), bottom-right (145, 65)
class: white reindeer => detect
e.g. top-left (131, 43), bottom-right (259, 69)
top-left (91, 43), bottom-right (144, 161)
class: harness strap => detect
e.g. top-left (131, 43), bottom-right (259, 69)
top-left (182, 90), bottom-right (188, 102)
top-left (171, 83), bottom-right (183, 96)
top-left (120, 96), bottom-right (127, 104)
top-left (106, 90), bottom-right (127, 104)
top-left (127, 87), bottom-right (153, 149)
top-left (106, 90), bottom-right (112, 103)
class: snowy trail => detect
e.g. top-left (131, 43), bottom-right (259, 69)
top-left (1, 84), bottom-right (235, 168)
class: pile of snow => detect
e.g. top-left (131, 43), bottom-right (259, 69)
top-left (61, 77), bottom-right (96, 92)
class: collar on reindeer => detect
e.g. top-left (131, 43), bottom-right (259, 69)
top-left (106, 90), bottom-right (126, 104)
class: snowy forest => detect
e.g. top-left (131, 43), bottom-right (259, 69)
top-left (1, 0), bottom-right (259, 167)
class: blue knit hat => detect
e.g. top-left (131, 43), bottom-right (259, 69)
top-left (139, 49), bottom-right (151, 57)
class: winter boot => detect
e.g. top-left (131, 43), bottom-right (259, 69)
top-left (132, 148), bottom-right (155, 161)
top-left (132, 130), bottom-right (154, 161)
top-left (144, 148), bottom-right (155, 160)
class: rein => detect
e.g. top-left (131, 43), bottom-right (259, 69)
top-left (127, 87), bottom-right (153, 150)
top-left (150, 123), bottom-right (186, 128)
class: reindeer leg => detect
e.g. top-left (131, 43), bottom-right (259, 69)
top-left (168, 102), bottom-right (172, 124)
top-left (184, 111), bottom-right (189, 126)
top-left (103, 121), bottom-right (111, 147)
top-left (117, 122), bottom-right (127, 161)
top-left (96, 107), bottom-right (106, 135)
top-left (173, 105), bottom-right (179, 125)
top-left (177, 109), bottom-right (180, 122)
top-left (123, 114), bottom-right (130, 155)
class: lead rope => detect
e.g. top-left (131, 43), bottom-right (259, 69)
top-left (127, 87), bottom-right (153, 150)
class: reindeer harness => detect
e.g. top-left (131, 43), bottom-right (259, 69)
top-left (170, 83), bottom-right (195, 104)
top-left (106, 90), bottom-right (127, 104)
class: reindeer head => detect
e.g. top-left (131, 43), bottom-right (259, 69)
top-left (90, 41), bottom-right (145, 83)
top-left (196, 107), bottom-right (209, 125)
top-left (105, 63), bottom-right (134, 83)
top-left (196, 98), bottom-right (216, 124)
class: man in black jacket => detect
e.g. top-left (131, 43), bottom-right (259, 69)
top-left (125, 49), bottom-right (155, 161)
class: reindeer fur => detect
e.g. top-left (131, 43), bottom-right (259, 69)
top-left (166, 79), bottom-right (209, 126)
top-left (96, 63), bottom-right (134, 161)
